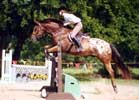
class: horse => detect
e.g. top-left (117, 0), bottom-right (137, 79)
top-left (31, 18), bottom-right (131, 93)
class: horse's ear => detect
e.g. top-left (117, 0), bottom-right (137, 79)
top-left (34, 19), bottom-right (41, 26)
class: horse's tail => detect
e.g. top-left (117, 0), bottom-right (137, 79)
top-left (110, 44), bottom-right (131, 79)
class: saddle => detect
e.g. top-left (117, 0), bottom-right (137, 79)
top-left (76, 32), bottom-right (89, 39)
top-left (68, 32), bottom-right (89, 43)
top-left (66, 32), bottom-right (90, 52)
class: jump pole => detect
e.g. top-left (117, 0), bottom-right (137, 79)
top-left (46, 35), bottom-right (75, 100)
top-left (57, 36), bottom-right (63, 92)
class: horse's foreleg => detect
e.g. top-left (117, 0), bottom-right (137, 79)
top-left (44, 45), bottom-right (53, 57)
top-left (44, 44), bottom-right (54, 49)
top-left (104, 63), bottom-right (118, 93)
top-left (44, 45), bottom-right (58, 59)
top-left (47, 45), bottom-right (58, 53)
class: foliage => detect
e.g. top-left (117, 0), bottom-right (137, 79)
top-left (0, 0), bottom-right (139, 62)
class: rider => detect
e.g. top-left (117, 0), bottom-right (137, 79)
top-left (58, 6), bottom-right (83, 51)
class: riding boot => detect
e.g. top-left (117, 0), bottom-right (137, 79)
top-left (71, 37), bottom-right (82, 51)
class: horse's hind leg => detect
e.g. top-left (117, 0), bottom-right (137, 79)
top-left (104, 62), bottom-right (118, 93)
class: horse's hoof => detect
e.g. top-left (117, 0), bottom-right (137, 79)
top-left (114, 87), bottom-right (118, 94)
top-left (49, 56), bottom-right (55, 61)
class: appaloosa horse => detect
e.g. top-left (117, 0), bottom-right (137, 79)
top-left (31, 18), bottom-right (131, 93)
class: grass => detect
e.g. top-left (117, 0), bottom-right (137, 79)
top-left (129, 68), bottom-right (139, 79)
top-left (63, 67), bottom-right (139, 88)
top-left (115, 79), bottom-right (139, 85)
top-left (63, 68), bottom-right (93, 81)
top-left (63, 67), bottom-right (139, 82)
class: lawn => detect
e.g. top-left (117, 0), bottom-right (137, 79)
top-left (63, 67), bottom-right (139, 81)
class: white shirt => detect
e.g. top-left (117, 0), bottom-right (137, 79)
top-left (63, 13), bottom-right (81, 25)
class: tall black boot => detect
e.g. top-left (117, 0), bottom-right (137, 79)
top-left (71, 37), bottom-right (82, 51)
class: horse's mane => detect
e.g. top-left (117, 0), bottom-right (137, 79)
top-left (40, 18), bottom-right (64, 26)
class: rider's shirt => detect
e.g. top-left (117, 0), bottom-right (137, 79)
top-left (63, 13), bottom-right (81, 24)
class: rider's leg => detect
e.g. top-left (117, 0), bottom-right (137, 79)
top-left (71, 37), bottom-right (82, 49)
top-left (70, 22), bottom-right (83, 50)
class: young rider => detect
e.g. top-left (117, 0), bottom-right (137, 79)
top-left (58, 6), bottom-right (83, 51)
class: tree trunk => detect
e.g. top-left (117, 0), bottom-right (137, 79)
top-left (12, 37), bottom-right (26, 63)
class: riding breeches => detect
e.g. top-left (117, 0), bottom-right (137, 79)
top-left (70, 22), bottom-right (83, 38)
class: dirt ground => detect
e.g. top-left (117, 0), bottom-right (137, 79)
top-left (0, 79), bottom-right (139, 100)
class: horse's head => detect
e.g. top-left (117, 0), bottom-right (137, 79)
top-left (31, 18), bottom-right (64, 41)
top-left (31, 20), bottom-right (46, 41)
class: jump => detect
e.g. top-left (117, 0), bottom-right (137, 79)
top-left (31, 18), bottom-right (131, 93)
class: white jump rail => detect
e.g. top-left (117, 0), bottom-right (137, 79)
top-left (1, 50), bottom-right (52, 88)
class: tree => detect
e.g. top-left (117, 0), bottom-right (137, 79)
top-left (0, 0), bottom-right (139, 64)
